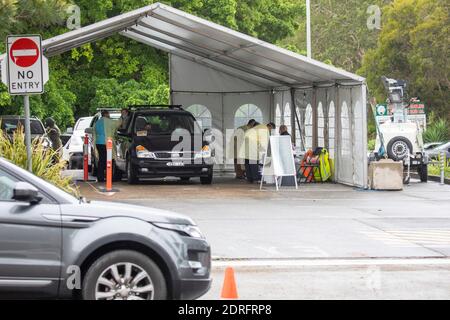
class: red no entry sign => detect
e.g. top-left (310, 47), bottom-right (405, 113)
top-left (4, 35), bottom-right (47, 95)
top-left (9, 38), bottom-right (40, 68)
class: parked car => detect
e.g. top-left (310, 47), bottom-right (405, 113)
top-left (424, 142), bottom-right (444, 151)
top-left (0, 115), bottom-right (52, 148)
top-left (62, 117), bottom-right (94, 169)
top-left (0, 157), bottom-right (211, 300)
top-left (426, 141), bottom-right (450, 160)
top-left (114, 106), bottom-right (214, 185)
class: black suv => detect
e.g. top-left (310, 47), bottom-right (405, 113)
top-left (115, 106), bottom-right (214, 185)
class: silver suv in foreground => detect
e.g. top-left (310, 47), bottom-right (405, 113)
top-left (0, 157), bottom-right (211, 300)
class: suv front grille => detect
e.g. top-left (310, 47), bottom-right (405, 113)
top-left (154, 151), bottom-right (196, 160)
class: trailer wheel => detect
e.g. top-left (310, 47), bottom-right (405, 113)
top-left (387, 137), bottom-right (413, 161)
top-left (418, 164), bottom-right (428, 183)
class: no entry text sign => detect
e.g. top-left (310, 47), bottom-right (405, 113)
top-left (6, 35), bottom-right (46, 95)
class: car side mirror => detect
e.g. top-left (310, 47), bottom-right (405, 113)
top-left (13, 182), bottom-right (42, 204)
top-left (118, 130), bottom-right (130, 137)
top-left (85, 127), bottom-right (93, 135)
top-left (66, 127), bottom-right (73, 134)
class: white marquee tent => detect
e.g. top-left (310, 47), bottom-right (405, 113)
top-left (1, 2), bottom-right (368, 188)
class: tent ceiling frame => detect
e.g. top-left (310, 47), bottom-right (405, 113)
top-left (135, 21), bottom-right (313, 84)
top-left (152, 4), bottom-right (364, 83)
top-left (42, 4), bottom-right (158, 49)
top-left (121, 30), bottom-right (278, 88)
top-left (145, 12), bottom-right (328, 82)
top-left (127, 28), bottom-right (291, 86)
top-left (45, 28), bottom-right (126, 57)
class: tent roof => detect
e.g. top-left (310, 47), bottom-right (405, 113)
top-left (2, 3), bottom-right (365, 88)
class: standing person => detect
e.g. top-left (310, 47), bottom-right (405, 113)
top-left (241, 122), bottom-right (270, 183)
top-left (119, 108), bottom-right (130, 130)
top-left (44, 117), bottom-right (62, 157)
top-left (230, 119), bottom-right (256, 179)
top-left (279, 125), bottom-right (290, 136)
top-left (93, 110), bottom-right (120, 183)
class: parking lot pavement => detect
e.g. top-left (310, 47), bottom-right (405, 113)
top-left (77, 176), bottom-right (450, 260)
top-left (202, 259), bottom-right (450, 300)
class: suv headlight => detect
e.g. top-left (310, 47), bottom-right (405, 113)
top-left (136, 145), bottom-right (156, 159)
top-left (153, 222), bottom-right (205, 239)
top-left (194, 146), bottom-right (212, 159)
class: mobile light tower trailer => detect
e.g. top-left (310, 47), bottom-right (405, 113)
top-left (374, 77), bottom-right (429, 183)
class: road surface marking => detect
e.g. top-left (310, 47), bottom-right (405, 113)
top-left (212, 258), bottom-right (450, 268)
top-left (361, 229), bottom-right (450, 248)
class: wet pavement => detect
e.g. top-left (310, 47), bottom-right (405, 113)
top-left (75, 174), bottom-right (450, 260)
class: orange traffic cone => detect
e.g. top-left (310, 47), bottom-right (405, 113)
top-left (221, 267), bottom-right (238, 299)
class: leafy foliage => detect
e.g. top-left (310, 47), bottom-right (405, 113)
top-left (360, 0), bottom-right (449, 120)
top-left (423, 118), bottom-right (450, 143)
top-left (284, 0), bottom-right (391, 72)
top-left (0, 0), bottom-right (305, 130)
top-left (0, 125), bottom-right (79, 196)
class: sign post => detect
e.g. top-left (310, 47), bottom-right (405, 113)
top-left (23, 95), bottom-right (32, 172)
top-left (2, 35), bottom-right (48, 172)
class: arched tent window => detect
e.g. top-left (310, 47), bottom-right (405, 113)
top-left (234, 104), bottom-right (263, 128)
top-left (186, 104), bottom-right (212, 130)
top-left (318, 102), bottom-right (325, 147)
top-left (275, 104), bottom-right (282, 128)
top-left (341, 102), bottom-right (351, 155)
top-left (328, 101), bottom-right (335, 159)
top-left (304, 104), bottom-right (313, 150)
top-left (283, 103), bottom-right (292, 135)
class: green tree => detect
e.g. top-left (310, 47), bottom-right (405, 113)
top-left (284, 0), bottom-right (391, 72)
top-left (360, 0), bottom-right (450, 119)
top-left (1, 0), bottom-right (305, 129)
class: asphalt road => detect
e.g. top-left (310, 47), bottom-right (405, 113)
top-left (78, 178), bottom-right (450, 260)
top-left (203, 259), bottom-right (450, 300)
top-left (76, 175), bottom-right (450, 299)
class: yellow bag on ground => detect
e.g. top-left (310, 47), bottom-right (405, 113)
top-left (314, 148), bottom-right (332, 182)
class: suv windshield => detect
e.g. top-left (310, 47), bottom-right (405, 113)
top-left (134, 113), bottom-right (201, 136)
top-left (1, 119), bottom-right (45, 135)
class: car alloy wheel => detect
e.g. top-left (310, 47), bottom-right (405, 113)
top-left (95, 262), bottom-right (155, 300)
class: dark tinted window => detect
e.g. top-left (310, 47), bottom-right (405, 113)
top-left (1, 119), bottom-right (45, 135)
top-left (134, 113), bottom-right (201, 135)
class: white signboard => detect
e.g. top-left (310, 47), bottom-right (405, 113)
top-left (260, 136), bottom-right (298, 191)
top-left (6, 35), bottom-right (45, 95)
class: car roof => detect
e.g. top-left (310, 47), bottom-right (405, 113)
top-left (0, 115), bottom-right (40, 120)
top-left (134, 109), bottom-right (191, 114)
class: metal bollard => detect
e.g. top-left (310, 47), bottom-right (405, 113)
top-left (440, 150), bottom-right (446, 185)
top-left (83, 134), bottom-right (89, 182)
top-left (106, 138), bottom-right (113, 192)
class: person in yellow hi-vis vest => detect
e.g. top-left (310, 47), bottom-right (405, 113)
top-left (239, 123), bottom-right (272, 183)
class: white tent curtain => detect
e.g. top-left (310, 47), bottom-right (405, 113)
top-left (170, 55), bottom-right (367, 188)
